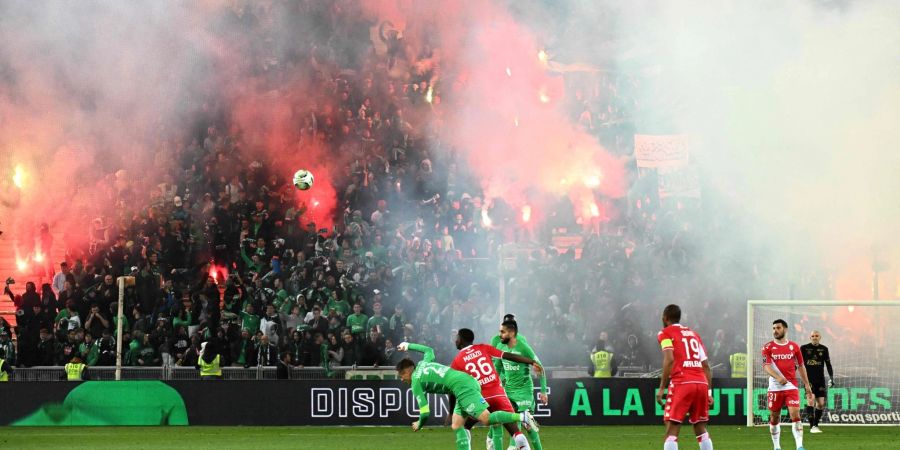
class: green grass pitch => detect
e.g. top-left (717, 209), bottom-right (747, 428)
top-left (1, 425), bottom-right (892, 449)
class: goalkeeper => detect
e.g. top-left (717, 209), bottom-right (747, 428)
top-left (490, 317), bottom-right (548, 450)
top-left (801, 330), bottom-right (834, 433)
top-left (396, 342), bottom-right (539, 450)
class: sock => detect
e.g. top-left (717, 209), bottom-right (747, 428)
top-left (513, 431), bottom-right (531, 450)
top-left (488, 411), bottom-right (520, 425)
top-left (770, 423), bottom-right (781, 449)
top-left (814, 408), bottom-right (824, 427)
top-left (664, 435), bottom-right (678, 450)
top-left (526, 427), bottom-right (542, 450)
top-left (455, 428), bottom-right (471, 450)
top-left (490, 425), bottom-right (504, 450)
top-left (791, 419), bottom-right (803, 448)
top-left (486, 426), bottom-right (495, 450)
top-left (697, 432), bottom-right (713, 450)
top-left (805, 406), bottom-right (815, 426)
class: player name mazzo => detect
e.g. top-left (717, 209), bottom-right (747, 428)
top-left (463, 351), bottom-right (483, 362)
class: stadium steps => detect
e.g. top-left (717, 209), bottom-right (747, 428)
top-left (0, 229), bottom-right (66, 327)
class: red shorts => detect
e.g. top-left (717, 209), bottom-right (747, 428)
top-left (484, 393), bottom-right (515, 413)
top-left (767, 389), bottom-right (800, 413)
top-left (664, 383), bottom-right (709, 424)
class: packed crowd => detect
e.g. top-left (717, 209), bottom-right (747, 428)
top-left (0, 2), bottom-right (759, 376)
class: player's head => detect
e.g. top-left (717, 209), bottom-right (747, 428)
top-left (503, 313), bottom-right (516, 323)
top-left (456, 328), bottom-right (475, 350)
top-left (810, 330), bottom-right (821, 345)
top-left (772, 319), bottom-right (788, 340)
top-left (396, 358), bottom-right (416, 384)
top-left (500, 319), bottom-right (518, 344)
top-left (662, 304), bottom-right (681, 326)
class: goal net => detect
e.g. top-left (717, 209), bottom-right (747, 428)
top-left (747, 300), bottom-right (900, 426)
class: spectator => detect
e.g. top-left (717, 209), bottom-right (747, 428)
top-left (252, 334), bottom-right (278, 367)
top-left (340, 331), bottom-right (359, 366)
top-left (52, 262), bottom-right (70, 294)
top-left (78, 331), bottom-right (100, 366)
top-left (0, 330), bottom-right (16, 367)
top-left (306, 305), bottom-right (328, 337)
top-left (260, 304), bottom-right (281, 347)
top-left (84, 304), bottom-right (110, 339)
top-left (359, 327), bottom-right (386, 367)
top-left (276, 351), bottom-right (292, 379)
top-left (346, 303), bottom-right (368, 343)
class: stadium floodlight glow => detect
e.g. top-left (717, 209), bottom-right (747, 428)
top-left (747, 300), bottom-right (900, 427)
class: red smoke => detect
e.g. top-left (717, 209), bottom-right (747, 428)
top-left (368, 0), bottom-right (627, 226)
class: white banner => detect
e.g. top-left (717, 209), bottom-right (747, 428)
top-left (657, 165), bottom-right (701, 199)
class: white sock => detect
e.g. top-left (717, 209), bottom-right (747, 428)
top-left (770, 424), bottom-right (781, 449)
top-left (697, 432), bottom-right (713, 450)
top-left (514, 432), bottom-right (531, 450)
top-left (791, 421), bottom-right (803, 448)
top-left (664, 435), bottom-right (678, 450)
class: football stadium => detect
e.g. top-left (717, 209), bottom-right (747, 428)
top-left (1, 1), bottom-right (898, 449)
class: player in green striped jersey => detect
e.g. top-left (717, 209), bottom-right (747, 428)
top-left (396, 342), bottom-right (539, 450)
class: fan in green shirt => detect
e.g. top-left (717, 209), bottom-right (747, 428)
top-left (345, 304), bottom-right (368, 337)
top-left (240, 304), bottom-right (261, 334)
top-left (79, 335), bottom-right (100, 366)
top-left (396, 342), bottom-right (539, 450)
top-left (490, 318), bottom-right (548, 450)
top-left (366, 302), bottom-right (389, 335)
top-left (327, 295), bottom-right (351, 318)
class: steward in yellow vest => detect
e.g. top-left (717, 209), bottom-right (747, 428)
top-left (0, 357), bottom-right (12, 382)
top-left (729, 352), bottom-right (747, 378)
top-left (590, 340), bottom-right (617, 377)
top-left (197, 340), bottom-right (222, 380)
top-left (65, 356), bottom-right (87, 381)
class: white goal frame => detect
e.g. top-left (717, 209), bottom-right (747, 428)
top-left (746, 300), bottom-right (900, 427)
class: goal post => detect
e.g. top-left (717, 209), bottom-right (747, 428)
top-left (747, 300), bottom-right (900, 427)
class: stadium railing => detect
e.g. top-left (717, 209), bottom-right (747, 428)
top-left (8, 365), bottom-right (608, 381)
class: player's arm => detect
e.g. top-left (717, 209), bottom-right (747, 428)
top-left (797, 363), bottom-right (814, 401)
top-left (762, 346), bottom-right (787, 384)
top-left (795, 346), bottom-right (814, 399)
top-left (411, 380), bottom-right (429, 431)
top-left (824, 346), bottom-right (834, 384)
top-left (657, 346), bottom-right (675, 406)
top-left (519, 341), bottom-right (548, 395)
top-left (762, 363), bottom-right (787, 384)
top-left (500, 351), bottom-right (541, 373)
top-left (698, 340), bottom-right (713, 405)
top-left (404, 343), bottom-right (435, 363)
top-left (702, 359), bottom-right (713, 406)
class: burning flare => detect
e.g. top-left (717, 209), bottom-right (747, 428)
top-left (13, 164), bottom-right (26, 189)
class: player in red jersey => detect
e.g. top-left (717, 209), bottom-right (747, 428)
top-left (655, 304), bottom-right (714, 450)
top-left (762, 319), bottom-right (814, 450)
top-left (451, 328), bottom-right (542, 450)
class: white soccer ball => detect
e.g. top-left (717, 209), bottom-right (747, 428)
top-left (293, 169), bottom-right (314, 190)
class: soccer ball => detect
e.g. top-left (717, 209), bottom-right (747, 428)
top-left (293, 169), bottom-right (314, 190)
